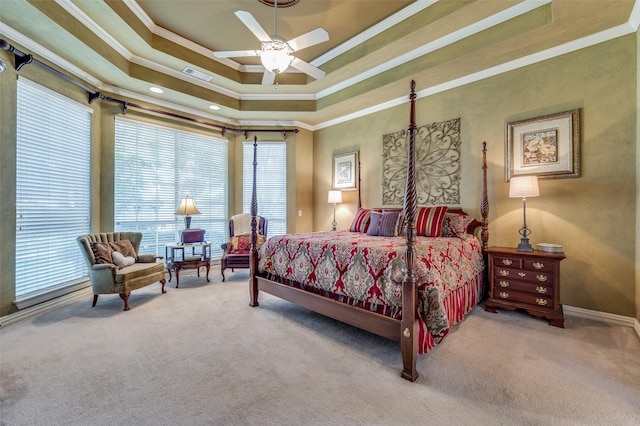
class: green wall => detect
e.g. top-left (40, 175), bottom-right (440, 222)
top-left (315, 35), bottom-right (637, 318)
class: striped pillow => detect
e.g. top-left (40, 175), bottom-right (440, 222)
top-left (415, 206), bottom-right (448, 237)
top-left (349, 208), bottom-right (371, 233)
top-left (379, 210), bottom-right (401, 237)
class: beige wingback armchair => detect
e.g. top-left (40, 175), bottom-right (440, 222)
top-left (77, 232), bottom-right (166, 311)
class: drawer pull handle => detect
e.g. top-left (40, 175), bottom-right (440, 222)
top-left (536, 298), bottom-right (548, 306)
top-left (533, 262), bottom-right (544, 270)
top-left (499, 270), bottom-right (509, 276)
top-left (499, 281), bottom-right (509, 288)
top-left (502, 259), bottom-right (513, 266)
top-left (536, 275), bottom-right (548, 282)
top-left (536, 286), bottom-right (547, 294)
top-left (499, 292), bottom-right (509, 299)
top-left (518, 272), bottom-right (526, 277)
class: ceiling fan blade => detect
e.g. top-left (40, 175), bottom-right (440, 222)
top-left (262, 70), bottom-right (276, 85)
top-left (291, 57), bottom-right (325, 81)
top-left (235, 10), bottom-right (272, 43)
top-left (213, 50), bottom-right (259, 58)
top-left (287, 28), bottom-right (329, 52)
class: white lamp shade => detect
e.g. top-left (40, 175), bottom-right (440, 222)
top-left (328, 190), bottom-right (342, 204)
top-left (175, 196), bottom-right (201, 215)
top-left (509, 176), bottom-right (540, 198)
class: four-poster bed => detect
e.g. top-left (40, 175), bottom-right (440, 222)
top-left (248, 81), bottom-right (489, 381)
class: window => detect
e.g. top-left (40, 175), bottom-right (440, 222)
top-left (114, 118), bottom-right (228, 258)
top-left (15, 77), bottom-right (92, 302)
top-left (242, 141), bottom-right (287, 236)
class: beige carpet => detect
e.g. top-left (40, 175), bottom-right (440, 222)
top-left (1, 270), bottom-right (639, 425)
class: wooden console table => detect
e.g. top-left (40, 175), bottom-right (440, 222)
top-left (165, 242), bottom-right (211, 288)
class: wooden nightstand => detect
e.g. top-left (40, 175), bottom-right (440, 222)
top-left (485, 246), bottom-right (566, 327)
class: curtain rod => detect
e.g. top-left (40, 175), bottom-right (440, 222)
top-left (1, 39), bottom-right (299, 139)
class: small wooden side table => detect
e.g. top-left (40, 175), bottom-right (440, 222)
top-left (165, 242), bottom-right (211, 288)
top-left (485, 246), bottom-right (566, 327)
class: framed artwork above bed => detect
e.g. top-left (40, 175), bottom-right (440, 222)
top-left (506, 109), bottom-right (580, 181)
top-left (332, 151), bottom-right (358, 190)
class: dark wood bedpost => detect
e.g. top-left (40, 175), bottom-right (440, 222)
top-left (357, 160), bottom-right (362, 209)
top-left (481, 141), bottom-right (489, 250)
top-left (249, 136), bottom-right (259, 307)
top-left (400, 80), bottom-right (419, 382)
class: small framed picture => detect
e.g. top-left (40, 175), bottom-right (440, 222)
top-left (332, 151), bottom-right (358, 190)
top-left (506, 109), bottom-right (580, 180)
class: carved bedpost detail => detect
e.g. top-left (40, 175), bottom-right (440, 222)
top-left (481, 141), bottom-right (489, 250)
top-left (249, 136), bottom-right (259, 307)
top-left (401, 80), bottom-right (419, 382)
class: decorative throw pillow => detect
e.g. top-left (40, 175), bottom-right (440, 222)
top-left (230, 235), bottom-right (266, 252)
top-left (366, 211), bottom-right (382, 236)
top-left (441, 212), bottom-right (475, 237)
top-left (379, 210), bottom-right (402, 237)
top-left (415, 206), bottom-right (448, 237)
top-left (109, 239), bottom-right (137, 258)
top-left (91, 242), bottom-right (113, 264)
top-left (349, 208), bottom-right (371, 233)
top-left (112, 251), bottom-right (136, 267)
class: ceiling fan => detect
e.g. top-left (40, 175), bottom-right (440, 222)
top-left (213, 2), bottom-right (329, 85)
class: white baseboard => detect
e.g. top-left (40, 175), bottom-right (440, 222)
top-left (564, 305), bottom-right (640, 339)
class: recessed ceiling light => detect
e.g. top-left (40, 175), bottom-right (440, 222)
top-left (149, 87), bottom-right (164, 93)
top-left (209, 105), bottom-right (220, 111)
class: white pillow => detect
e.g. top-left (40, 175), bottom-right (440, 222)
top-left (112, 251), bottom-right (136, 267)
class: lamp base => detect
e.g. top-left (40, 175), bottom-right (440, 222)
top-left (184, 215), bottom-right (191, 229)
top-left (516, 237), bottom-right (534, 252)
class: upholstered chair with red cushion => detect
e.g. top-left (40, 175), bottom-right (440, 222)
top-left (220, 214), bottom-right (268, 281)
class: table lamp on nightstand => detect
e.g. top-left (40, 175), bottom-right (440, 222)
top-left (509, 175), bottom-right (540, 252)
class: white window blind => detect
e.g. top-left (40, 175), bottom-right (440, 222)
top-left (242, 141), bottom-right (287, 236)
top-left (114, 118), bottom-right (228, 258)
top-left (15, 77), bottom-right (92, 299)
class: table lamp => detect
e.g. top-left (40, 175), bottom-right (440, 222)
top-left (509, 175), bottom-right (540, 252)
top-left (175, 195), bottom-right (201, 229)
top-left (328, 190), bottom-right (342, 231)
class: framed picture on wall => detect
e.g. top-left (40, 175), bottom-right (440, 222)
top-left (332, 151), bottom-right (358, 190)
top-left (506, 109), bottom-right (580, 181)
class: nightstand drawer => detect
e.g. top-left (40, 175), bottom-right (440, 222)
top-left (492, 267), bottom-right (554, 284)
top-left (493, 279), bottom-right (553, 296)
top-left (493, 255), bottom-right (522, 269)
top-left (493, 290), bottom-right (554, 308)
top-left (523, 258), bottom-right (555, 273)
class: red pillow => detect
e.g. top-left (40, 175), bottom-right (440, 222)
top-left (415, 206), bottom-right (448, 237)
top-left (349, 208), bottom-right (371, 233)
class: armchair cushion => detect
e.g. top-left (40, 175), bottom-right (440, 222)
top-left (230, 234), bottom-right (266, 253)
top-left (112, 251), bottom-right (136, 267)
top-left (109, 239), bottom-right (137, 258)
top-left (91, 242), bottom-right (113, 264)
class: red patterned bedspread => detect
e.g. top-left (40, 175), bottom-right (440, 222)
top-left (258, 231), bottom-right (484, 351)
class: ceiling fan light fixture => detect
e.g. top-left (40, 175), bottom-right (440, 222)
top-left (260, 40), bottom-right (293, 74)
